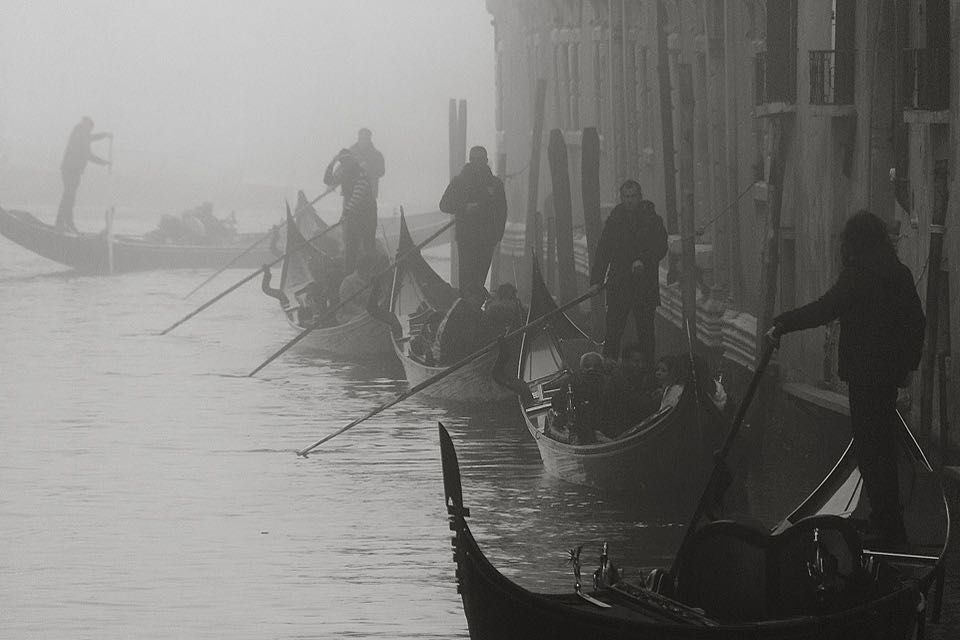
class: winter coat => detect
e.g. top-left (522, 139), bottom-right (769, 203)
top-left (438, 162), bottom-right (507, 249)
top-left (590, 200), bottom-right (668, 306)
top-left (773, 249), bottom-right (925, 387)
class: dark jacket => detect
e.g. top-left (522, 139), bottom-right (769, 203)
top-left (590, 200), bottom-right (668, 305)
top-left (61, 123), bottom-right (108, 177)
top-left (774, 250), bottom-right (924, 387)
top-left (439, 162), bottom-right (507, 247)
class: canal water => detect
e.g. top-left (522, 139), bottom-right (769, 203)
top-left (0, 205), bottom-right (849, 638)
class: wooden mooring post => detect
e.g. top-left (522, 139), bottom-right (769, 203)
top-left (548, 128), bottom-right (577, 303)
top-left (523, 79), bottom-right (548, 296)
top-left (581, 127), bottom-right (604, 336)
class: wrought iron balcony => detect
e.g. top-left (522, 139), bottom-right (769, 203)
top-left (809, 50), bottom-right (855, 106)
top-left (902, 47), bottom-right (950, 111)
top-left (755, 51), bottom-right (797, 105)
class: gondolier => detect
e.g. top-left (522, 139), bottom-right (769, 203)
top-left (349, 128), bottom-right (385, 200)
top-left (56, 116), bottom-right (112, 232)
top-left (766, 210), bottom-right (925, 549)
top-left (324, 148), bottom-right (377, 275)
top-left (439, 145), bottom-right (507, 294)
top-left (590, 180), bottom-right (667, 362)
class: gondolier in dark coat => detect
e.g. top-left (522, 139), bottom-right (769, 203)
top-left (767, 210), bottom-right (925, 549)
top-left (439, 145), bottom-right (507, 294)
top-left (56, 116), bottom-right (112, 232)
top-left (324, 148), bottom-right (377, 275)
top-left (590, 180), bottom-right (668, 362)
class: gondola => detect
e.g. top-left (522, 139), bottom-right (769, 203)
top-left (0, 205), bottom-right (278, 273)
top-left (438, 414), bottom-right (949, 640)
top-left (517, 261), bottom-right (723, 494)
top-left (267, 196), bottom-right (394, 358)
top-left (389, 212), bottom-right (513, 402)
top-left (0, 203), bottom-right (451, 275)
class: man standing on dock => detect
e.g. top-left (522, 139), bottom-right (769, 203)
top-left (590, 180), bottom-right (668, 362)
top-left (55, 116), bottom-right (112, 232)
top-left (349, 128), bottom-right (385, 200)
top-left (439, 145), bottom-right (507, 294)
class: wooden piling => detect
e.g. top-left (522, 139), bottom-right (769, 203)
top-left (581, 127), bottom-right (604, 336)
top-left (548, 129), bottom-right (577, 303)
top-left (921, 161), bottom-right (950, 445)
top-left (678, 64), bottom-right (697, 334)
top-left (523, 79), bottom-right (548, 295)
top-left (655, 0), bottom-right (679, 234)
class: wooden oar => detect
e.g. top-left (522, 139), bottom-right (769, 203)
top-left (295, 279), bottom-right (609, 457)
top-left (668, 339), bottom-right (777, 578)
top-left (247, 217), bottom-right (456, 377)
top-left (182, 187), bottom-right (337, 299)
top-left (158, 220), bottom-right (342, 335)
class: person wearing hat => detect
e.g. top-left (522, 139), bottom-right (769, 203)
top-left (56, 116), bottom-right (113, 232)
top-left (349, 128), bottom-right (385, 200)
top-left (439, 145), bottom-right (507, 294)
top-left (324, 148), bottom-right (377, 274)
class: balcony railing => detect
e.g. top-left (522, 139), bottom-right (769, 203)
top-left (903, 48), bottom-right (950, 111)
top-left (809, 50), bottom-right (855, 106)
top-left (755, 51), bottom-right (797, 105)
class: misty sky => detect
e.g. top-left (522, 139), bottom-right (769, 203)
top-left (0, 1), bottom-right (495, 210)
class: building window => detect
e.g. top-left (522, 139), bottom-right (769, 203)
top-left (809, 49), bottom-right (855, 105)
top-left (757, 0), bottom-right (797, 105)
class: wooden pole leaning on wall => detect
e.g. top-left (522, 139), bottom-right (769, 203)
top-left (489, 151), bottom-right (507, 290)
top-left (522, 79), bottom-right (548, 296)
top-left (545, 198), bottom-right (556, 292)
top-left (937, 271), bottom-right (952, 466)
top-left (655, 0), bottom-right (679, 235)
top-left (547, 128), bottom-right (578, 305)
top-left (753, 114), bottom-right (789, 470)
top-left (581, 126), bottom-right (604, 337)
top-left (921, 160), bottom-right (950, 446)
top-left (677, 64), bottom-right (698, 335)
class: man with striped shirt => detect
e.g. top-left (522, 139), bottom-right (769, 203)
top-left (324, 148), bottom-right (377, 274)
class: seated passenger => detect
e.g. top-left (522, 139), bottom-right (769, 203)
top-left (479, 283), bottom-right (525, 344)
top-left (547, 351), bottom-right (608, 445)
top-left (431, 284), bottom-right (486, 364)
top-left (336, 250), bottom-right (380, 324)
top-left (599, 343), bottom-right (660, 438)
top-left (655, 355), bottom-right (685, 411)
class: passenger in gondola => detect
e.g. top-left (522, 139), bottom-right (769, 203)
top-left (478, 283), bottom-right (525, 344)
top-left (546, 351), bottom-right (608, 445)
top-left (431, 283), bottom-right (486, 364)
top-left (655, 355), bottom-right (685, 411)
top-left (597, 344), bottom-right (660, 439)
top-left (336, 249), bottom-right (381, 324)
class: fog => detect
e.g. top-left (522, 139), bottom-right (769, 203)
top-left (0, 1), bottom-right (495, 216)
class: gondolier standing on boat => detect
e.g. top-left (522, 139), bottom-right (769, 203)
top-left (349, 128), bottom-right (385, 200)
top-left (324, 148), bottom-right (377, 275)
top-left (766, 210), bottom-right (925, 549)
top-left (590, 180), bottom-right (668, 362)
top-left (55, 116), bottom-right (112, 232)
top-left (439, 145), bottom-right (508, 294)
